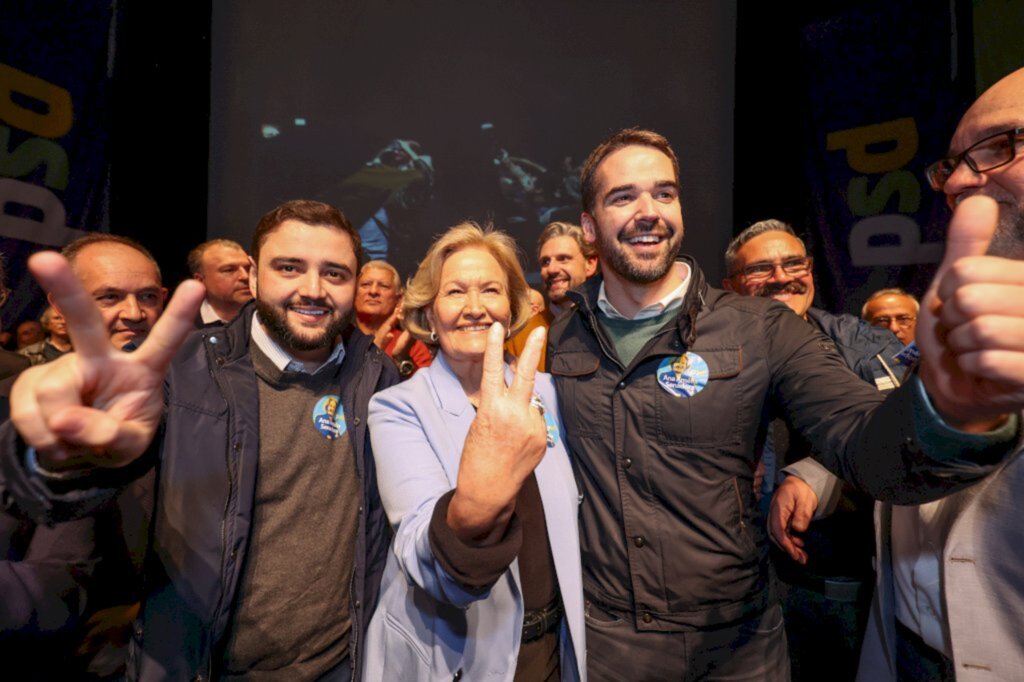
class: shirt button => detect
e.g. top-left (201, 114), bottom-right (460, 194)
top-left (642, 612), bottom-right (653, 624)
top-left (623, 457), bottom-right (633, 469)
top-left (633, 536), bottom-right (646, 548)
top-left (618, 381), bottom-right (626, 389)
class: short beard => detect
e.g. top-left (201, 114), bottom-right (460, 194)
top-left (595, 229), bottom-right (681, 284)
top-left (256, 299), bottom-right (351, 353)
top-left (989, 208), bottom-right (1024, 260)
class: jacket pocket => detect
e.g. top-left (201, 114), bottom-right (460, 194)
top-left (549, 351), bottom-right (603, 438)
top-left (654, 349), bottom-right (742, 446)
top-left (381, 612), bottom-right (432, 670)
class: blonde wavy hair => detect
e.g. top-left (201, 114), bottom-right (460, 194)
top-left (403, 222), bottom-right (532, 346)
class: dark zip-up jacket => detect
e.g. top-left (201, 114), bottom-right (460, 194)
top-left (547, 256), bottom-right (1008, 632)
top-left (0, 304), bottom-right (397, 680)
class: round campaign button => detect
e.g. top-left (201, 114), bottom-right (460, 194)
top-left (312, 394), bottom-right (347, 440)
top-left (656, 352), bottom-right (709, 397)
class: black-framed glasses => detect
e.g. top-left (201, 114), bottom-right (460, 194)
top-left (736, 256), bottom-right (812, 281)
top-left (925, 127), bottom-right (1024, 191)
top-left (869, 314), bottom-right (916, 328)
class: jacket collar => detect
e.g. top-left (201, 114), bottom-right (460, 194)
top-left (568, 255), bottom-right (708, 348)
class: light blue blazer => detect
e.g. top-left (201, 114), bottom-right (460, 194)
top-left (362, 354), bottom-right (586, 681)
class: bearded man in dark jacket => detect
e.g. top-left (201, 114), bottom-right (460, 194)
top-left (1, 200), bottom-right (397, 681)
top-left (548, 128), bottom-right (1022, 682)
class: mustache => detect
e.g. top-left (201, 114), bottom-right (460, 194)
top-left (757, 281), bottom-right (808, 297)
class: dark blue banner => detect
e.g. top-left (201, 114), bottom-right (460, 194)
top-left (800, 0), bottom-right (970, 313)
top-left (0, 2), bottom-right (113, 328)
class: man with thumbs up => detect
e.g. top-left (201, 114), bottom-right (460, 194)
top-left (774, 67), bottom-right (1024, 682)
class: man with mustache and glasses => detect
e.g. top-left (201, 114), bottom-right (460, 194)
top-left (723, 219), bottom-right (904, 681)
top-left (0, 200), bottom-right (397, 681)
top-left (547, 127), bottom-right (1024, 681)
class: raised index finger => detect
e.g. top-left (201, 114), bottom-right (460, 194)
top-left (28, 251), bottom-right (111, 359)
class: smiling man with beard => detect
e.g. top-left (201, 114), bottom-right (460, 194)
top-left (547, 128), bottom-right (1024, 681)
top-left (0, 199), bottom-right (397, 681)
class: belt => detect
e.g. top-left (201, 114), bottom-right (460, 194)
top-left (522, 601), bottom-right (563, 643)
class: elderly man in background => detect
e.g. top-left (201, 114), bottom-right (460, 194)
top-left (355, 259), bottom-right (432, 379)
top-left (861, 288), bottom-right (919, 346)
top-left (187, 238), bottom-right (252, 326)
top-left (19, 307), bottom-right (72, 365)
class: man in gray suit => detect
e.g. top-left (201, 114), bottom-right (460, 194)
top-left (773, 66), bottom-right (1024, 682)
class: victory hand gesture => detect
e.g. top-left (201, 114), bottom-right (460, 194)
top-left (918, 195), bottom-right (1024, 428)
top-left (10, 252), bottom-right (205, 470)
top-left (448, 322), bottom-right (548, 544)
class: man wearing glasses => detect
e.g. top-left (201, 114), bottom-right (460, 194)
top-left (861, 288), bottom-right (919, 346)
top-left (776, 66), bottom-right (1024, 682)
top-left (722, 219), bottom-right (904, 681)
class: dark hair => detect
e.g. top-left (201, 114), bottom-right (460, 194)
top-left (187, 239), bottom-right (247, 276)
top-left (579, 128), bottom-right (680, 214)
top-left (251, 200), bottom-right (361, 267)
top-left (61, 233), bottom-right (162, 283)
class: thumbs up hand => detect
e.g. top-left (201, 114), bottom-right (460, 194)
top-left (918, 195), bottom-right (1024, 429)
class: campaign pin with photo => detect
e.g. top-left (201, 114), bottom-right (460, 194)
top-left (312, 394), bottom-right (347, 440)
top-left (656, 352), bottom-right (709, 397)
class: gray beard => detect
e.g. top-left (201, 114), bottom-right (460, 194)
top-left (989, 208), bottom-right (1024, 260)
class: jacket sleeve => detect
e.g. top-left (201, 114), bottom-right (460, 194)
top-left (0, 420), bottom-right (158, 526)
top-left (368, 387), bottom-right (508, 610)
top-left (0, 514), bottom-right (97, 636)
top-left (765, 306), bottom-right (1015, 504)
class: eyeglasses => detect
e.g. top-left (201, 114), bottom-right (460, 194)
top-left (736, 256), bottom-right (812, 281)
top-left (924, 127), bottom-right (1024, 191)
top-left (869, 314), bottom-right (916, 328)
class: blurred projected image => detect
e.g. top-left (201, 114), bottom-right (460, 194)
top-left (319, 139), bottom-right (435, 276)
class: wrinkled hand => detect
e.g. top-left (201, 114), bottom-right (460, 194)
top-left (371, 308), bottom-right (400, 350)
top-left (768, 475), bottom-right (819, 565)
top-left (918, 196), bottom-right (1024, 428)
top-left (448, 322), bottom-right (547, 543)
top-left (10, 252), bottom-right (204, 470)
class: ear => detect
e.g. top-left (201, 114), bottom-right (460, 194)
top-left (248, 257), bottom-right (258, 299)
top-left (192, 272), bottom-right (204, 283)
top-left (46, 291), bottom-right (63, 316)
top-left (580, 212), bottom-right (597, 244)
top-left (584, 255), bottom-right (598, 278)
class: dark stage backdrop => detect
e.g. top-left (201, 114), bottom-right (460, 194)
top-left (208, 0), bottom-right (738, 282)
